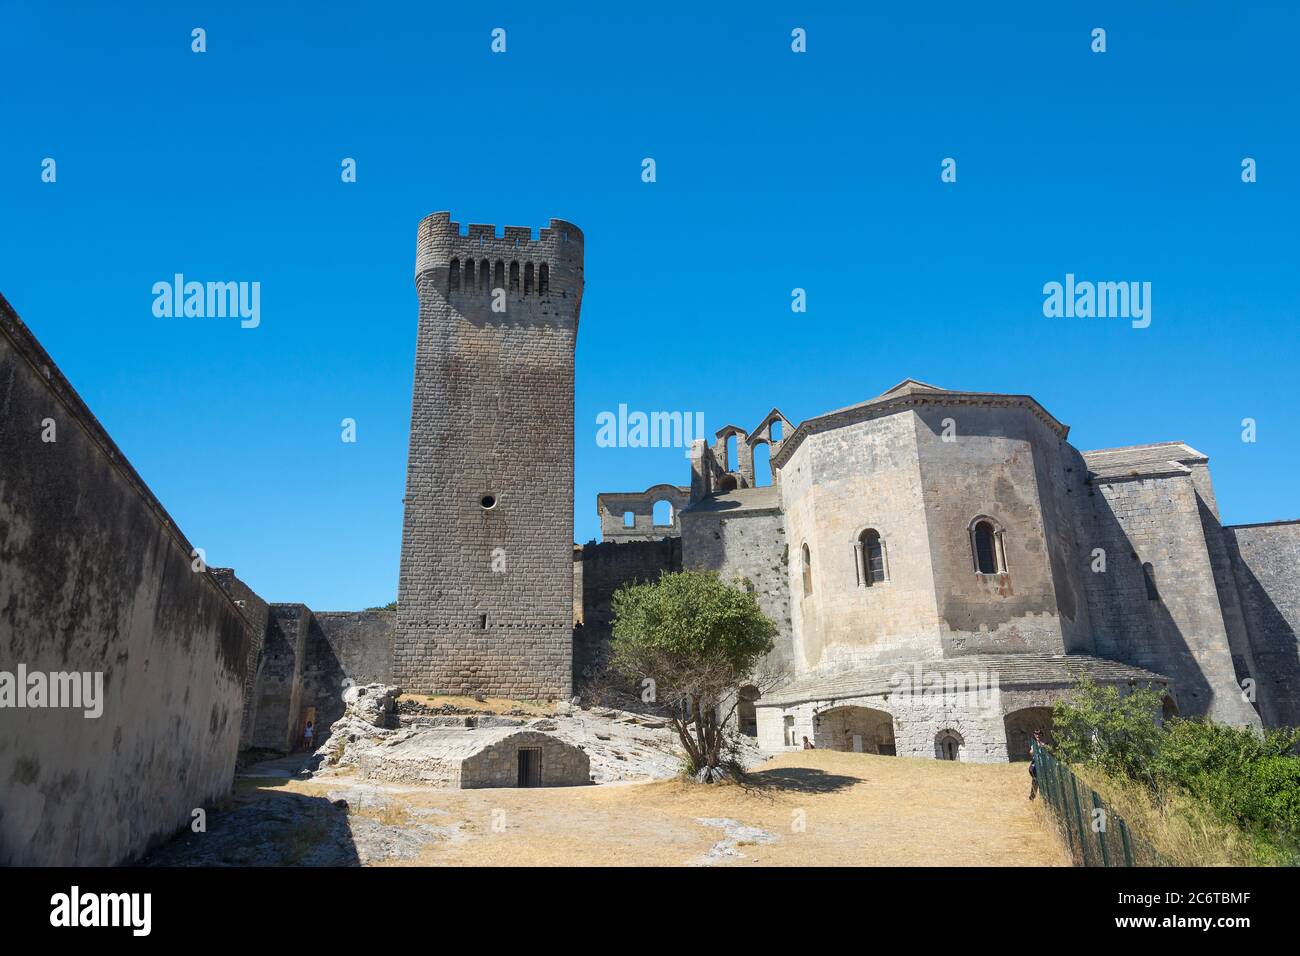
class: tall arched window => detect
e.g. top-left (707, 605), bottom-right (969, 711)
top-left (509, 261), bottom-right (520, 292)
top-left (802, 543), bottom-right (813, 596)
top-left (539, 262), bottom-right (549, 294)
top-left (652, 500), bottom-right (673, 527)
top-left (970, 518), bottom-right (1006, 574)
top-left (524, 262), bottom-right (535, 295)
top-left (463, 258), bottom-right (475, 289)
top-left (494, 260), bottom-right (505, 290)
top-left (479, 259), bottom-right (490, 292)
top-left (856, 529), bottom-right (887, 586)
top-left (449, 258), bottom-right (460, 291)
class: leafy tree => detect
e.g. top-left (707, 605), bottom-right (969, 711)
top-left (1051, 675), bottom-right (1167, 784)
top-left (611, 570), bottom-right (777, 781)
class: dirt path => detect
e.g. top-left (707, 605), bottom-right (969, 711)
top-left (233, 749), bottom-right (1066, 866)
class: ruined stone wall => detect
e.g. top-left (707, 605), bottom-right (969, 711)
top-left (573, 539), bottom-right (680, 684)
top-left (0, 295), bottom-right (250, 865)
top-left (597, 485), bottom-right (690, 541)
top-left (1224, 521), bottom-right (1300, 727)
top-left (679, 506), bottom-right (792, 672)
top-left (396, 213), bottom-right (583, 700)
top-left (210, 567), bottom-right (270, 750)
top-left (251, 604), bottom-right (311, 750)
top-left (300, 610), bottom-right (395, 735)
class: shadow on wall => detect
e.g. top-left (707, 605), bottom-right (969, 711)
top-left (1089, 499), bottom-right (1213, 716)
top-left (1223, 531), bottom-right (1300, 728)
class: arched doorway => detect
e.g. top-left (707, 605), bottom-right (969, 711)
top-left (935, 729), bottom-right (964, 761)
top-left (1003, 707), bottom-right (1055, 762)
top-left (815, 706), bottom-right (895, 755)
top-left (736, 685), bottom-right (760, 737)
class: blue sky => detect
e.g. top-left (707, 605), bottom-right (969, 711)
top-left (2, 2), bottom-right (1297, 609)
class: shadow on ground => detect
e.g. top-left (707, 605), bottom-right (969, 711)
top-left (739, 765), bottom-right (861, 794)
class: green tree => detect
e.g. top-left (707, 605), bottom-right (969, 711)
top-left (611, 570), bottom-right (777, 781)
top-left (1051, 675), bottom-right (1168, 784)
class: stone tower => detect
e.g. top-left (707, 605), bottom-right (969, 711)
top-left (395, 212), bottom-right (584, 699)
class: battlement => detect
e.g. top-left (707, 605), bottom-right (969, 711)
top-left (415, 211), bottom-right (584, 281)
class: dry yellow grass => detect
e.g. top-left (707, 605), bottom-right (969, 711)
top-left (258, 750), bottom-right (1068, 867)
top-left (399, 694), bottom-right (555, 717)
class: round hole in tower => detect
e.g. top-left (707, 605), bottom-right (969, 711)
top-left (481, 494), bottom-right (497, 510)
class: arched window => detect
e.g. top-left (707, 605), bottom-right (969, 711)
top-left (725, 434), bottom-right (737, 472)
top-left (856, 529), bottom-right (887, 586)
top-left (494, 260), bottom-right (505, 290)
top-left (509, 261), bottom-right (520, 292)
top-left (539, 262), bottom-right (549, 294)
top-left (770, 419), bottom-right (783, 442)
top-left (652, 500), bottom-right (673, 527)
top-left (480, 259), bottom-right (490, 292)
top-left (449, 258), bottom-right (460, 291)
top-left (1143, 562), bottom-right (1159, 601)
top-left (524, 262), bottom-right (535, 295)
top-left (802, 543), bottom-right (813, 596)
top-left (463, 258), bottom-right (475, 289)
top-left (970, 518), bottom-right (1006, 574)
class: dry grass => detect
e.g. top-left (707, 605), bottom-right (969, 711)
top-left (257, 750), bottom-right (1068, 867)
top-left (400, 694), bottom-right (555, 717)
top-left (1074, 766), bottom-right (1262, 867)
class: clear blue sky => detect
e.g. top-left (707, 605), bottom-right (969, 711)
top-left (2, 2), bottom-right (1297, 609)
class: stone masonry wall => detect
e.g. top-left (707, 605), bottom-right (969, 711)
top-left (1224, 521), bottom-right (1300, 727)
top-left (251, 604), bottom-right (311, 750)
top-left (574, 538), bottom-right (680, 677)
top-left (396, 213), bottom-right (583, 700)
top-left (210, 567), bottom-right (270, 750)
top-left (0, 294), bottom-right (250, 865)
top-left (300, 610), bottom-right (395, 735)
top-left (460, 731), bottom-right (590, 788)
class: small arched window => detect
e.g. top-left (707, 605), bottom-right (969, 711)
top-left (652, 500), bottom-right (673, 527)
top-left (524, 262), bottom-right (535, 295)
top-left (539, 262), bottom-right (549, 294)
top-left (463, 258), bottom-right (475, 289)
top-left (480, 259), bottom-right (490, 292)
top-left (725, 434), bottom-right (738, 472)
top-left (449, 258), bottom-right (460, 291)
top-left (509, 261), bottom-right (520, 292)
top-left (857, 529), bottom-right (887, 586)
top-left (936, 729), bottom-right (964, 761)
top-left (802, 543), bottom-right (813, 596)
top-left (494, 260), bottom-right (506, 290)
top-left (770, 420), bottom-right (783, 442)
top-left (1143, 562), bottom-right (1159, 601)
top-left (971, 518), bottom-right (1006, 574)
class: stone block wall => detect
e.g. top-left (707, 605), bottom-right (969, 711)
top-left (1224, 521), bottom-right (1300, 727)
top-left (300, 610), bottom-right (395, 735)
top-left (0, 294), bottom-right (250, 865)
top-left (396, 213), bottom-right (583, 700)
top-left (251, 604), bottom-right (311, 750)
top-left (210, 567), bottom-right (270, 749)
top-left (573, 538), bottom-right (680, 676)
top-left (679, 504), bottom-right (792, 672)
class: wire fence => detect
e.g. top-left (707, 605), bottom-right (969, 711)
top-left (1031, 740), bottom-right (1163, 866)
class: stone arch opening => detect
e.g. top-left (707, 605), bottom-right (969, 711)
top-left (856, 528), bottom-right (887, 586)
top-left (652, 499), bottom-right (673, 527)
top-left (816, 706), bottom-right (895, 754)
top-left (725, 434), bottom-right (737, 471)
top-left (935, 729), bottom-right (964, 761)
top-left (969, 515), bottom-right (1007, 574)
top-left (1003, 707), bottom-right (1054, 762)
top-left (801, 543), bottom-right (813, 595)
top-left (752, 440), bottom-right (772, 487)
top-left (737, 684), bottom-right (760, 737)
top-left (449, 258), bottom-right (460, 291)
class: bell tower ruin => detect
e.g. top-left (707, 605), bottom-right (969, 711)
top-left (395, 211), bottom-right (584, 699)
